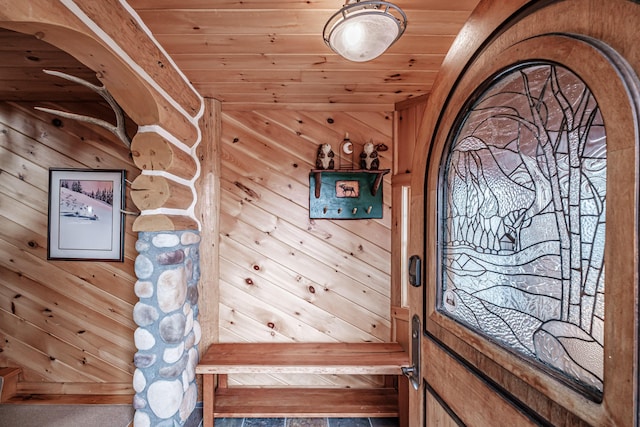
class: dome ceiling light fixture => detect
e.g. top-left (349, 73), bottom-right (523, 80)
top-left (323, 0), bottom-right (407, 62)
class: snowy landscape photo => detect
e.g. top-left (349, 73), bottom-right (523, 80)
top-left (48, 169), bottom-right (125, 261)
top-left (58, 179), bottom-right (114, 250)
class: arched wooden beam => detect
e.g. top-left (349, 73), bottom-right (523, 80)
top-left (0, 0), bottom-right (205, 231)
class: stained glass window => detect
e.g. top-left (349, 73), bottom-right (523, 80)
top-left (438, 63), bottom-right (606, 399)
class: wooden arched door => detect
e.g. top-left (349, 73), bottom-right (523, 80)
top-left (408, 1), bottom-right (640, 425)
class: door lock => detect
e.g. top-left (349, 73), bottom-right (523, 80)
top-left (402, 314), bottom-right (421, 390)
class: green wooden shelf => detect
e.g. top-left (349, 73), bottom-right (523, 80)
top-left (309, 169), bottom-right (390, 219)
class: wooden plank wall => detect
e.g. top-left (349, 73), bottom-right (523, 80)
top-left (218, 109), bottom-right (393, 388)
top-left (0, 103), bottom-right (394, 394)
top-left (0, 100), bottom-right (138, 395)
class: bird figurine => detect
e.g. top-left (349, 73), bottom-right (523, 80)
top-left (315, 143), bottom-right (335, 170)
top-left (360, 141), bottom-right (379, 170)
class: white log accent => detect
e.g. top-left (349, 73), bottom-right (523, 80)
top-left (131, 174), bottom-right (194, 211)
top-left (131, 131), bottom-right (197, 179)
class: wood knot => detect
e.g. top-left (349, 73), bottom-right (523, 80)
top-left (234, 181), bottom-right (259, 199)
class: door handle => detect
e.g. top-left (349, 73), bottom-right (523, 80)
top-left (408, 255), bottom-right (421, 287)
top-left (402, 314), bottom-right (421, 390)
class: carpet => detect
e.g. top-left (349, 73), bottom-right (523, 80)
top-left (0, 404), bottom-right (134, 427)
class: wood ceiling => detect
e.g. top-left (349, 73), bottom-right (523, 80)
top-left (0, 0), bottom-right (481, 110)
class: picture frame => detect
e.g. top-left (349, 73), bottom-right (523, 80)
top-left (47, 168), bottom-right (126, 261)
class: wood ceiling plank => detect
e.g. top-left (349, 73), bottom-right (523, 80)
top-left (128, 0), bottom-right (480, 10)
top-left (224, 103), bottom-right (399, 112)
top-left (193, 82), bottom-right (429, 96)
top-left (0, 3), bottom-right (481, 108)
top-left (171, 53), bottom-right (446, 71)
top-left (191, 69), bottom-right (436, 84)
top-left (152, 34), bottom-right (457, 55)
top-left (196, 90), bottom-right (422, 106)
top-left (136, 10), bottom-right (470, 36)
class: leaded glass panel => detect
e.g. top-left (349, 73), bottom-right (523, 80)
top-left (439, 63), bottom-right (606, 398)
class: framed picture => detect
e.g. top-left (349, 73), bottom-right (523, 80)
top-left (48, 168), bottom-right (126, 261)
top-left (335, 180), bottom-right (360, 198)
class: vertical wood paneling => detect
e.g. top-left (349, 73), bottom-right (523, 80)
top-left (219, 109), bottom-right (393, 388)
top-left (0, 101), bottom-right (138, 395)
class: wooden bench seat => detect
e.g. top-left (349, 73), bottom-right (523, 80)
top-left (196, 342), bottom-right (410, 427)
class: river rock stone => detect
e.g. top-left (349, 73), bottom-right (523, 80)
top-left (133, 410), bottom-right (151, 427)
top-left (180, 232), bottom-right (200, 245)
top-left (179, 383), bottom-right (198, 422)
top-left (133, 393), bottom-right (147, 409)
top-left (163, 342), bottom-right (185, 364)
top-left (133, 230), bottom-right (201, 426)
top-left (134, 352), bottom-right (157, 369)
top-left (186, 347), bottom-right (198, 383)
top-left (134, 302), bottom-right (159, 327)
top-left (183, 309), bottom-right (193, 337)
top-left (185, 258), bottom-right (193, 281)
top-left (133, 368), bottom-right (147, 393)
top-left (160, 312), bottom-right (186, 344)
top-left (134, 328), bottom-right (156, 351)
top-left (157, 249), bottom-right (185, 265)
top-left (135, 239), bottom-right (150, 253)
top-left (182, 371), bottom-right (189, 392)
top-left (135, 255), bottom-right (154, 279)
top-left (148, 380), bottom-right (183, 418)
top-left (135, 281), bottom-right (154, 298)
top-left (193, 320), bottom-right (202, 345)
top-left (153, 233), bottom-right (180, 248)
top-left (159, 353), bottom-right (189, 378)
top-left (184, 331), bottom-right (195, 350)
top-left (186, 285), bottom-right (198, 306)
top-left (157, 268), bottom-right (187, 313)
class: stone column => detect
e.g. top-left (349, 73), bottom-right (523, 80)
top-left (132, 230), bottom-right (201, 427)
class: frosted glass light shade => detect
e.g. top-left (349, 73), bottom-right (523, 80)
top-left (323, 1), bottom-right (407, 62)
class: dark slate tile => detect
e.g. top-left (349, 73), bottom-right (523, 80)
top-left (244, 418), bottom-right (286, 427)
top-left (328, 418), bottom-right (371, 427)
top-left (183, 404), bottom-right (203, 427)
top-left (287, 418), bottom-right (329, 427)
top-left (215, 418), bottom-right (245, 427)
top-left (370, 418), bottom-right (399, 427)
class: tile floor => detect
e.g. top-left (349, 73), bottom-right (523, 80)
top-left (214, 418), bottom-right (399, 427)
